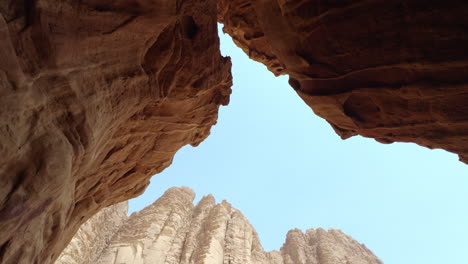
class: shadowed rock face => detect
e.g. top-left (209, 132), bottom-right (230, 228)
top-left (0, 0), bottom-right (231, 263)
top-left (218, 0), bottom-right (468, 163)
top-left (57, 187), bottom-right (383, 264)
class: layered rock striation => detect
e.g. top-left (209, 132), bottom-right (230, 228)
top-left (218, 0), bottom-right (468, 163)
top-left (0, 0), bottom-right (231, 263)
top-left (55, 202), bottom-right (128, 264)
top-left (57, 187), bottom-right (383, 264)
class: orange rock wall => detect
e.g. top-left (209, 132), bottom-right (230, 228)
top-left (218, 0), bottom-right (468, 162)
top-left (0, 0), bottom-right (231, 263)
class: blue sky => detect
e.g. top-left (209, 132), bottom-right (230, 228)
top-left (129, 25), bottom-right (468, 264)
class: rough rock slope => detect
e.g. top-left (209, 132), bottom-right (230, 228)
top-left (0, 1), bottom-right (231, 263)
top-left (218, 0), bottom-right (468, 163)
top-left (57, 187), bottom-right (383, 264)
top-left (55, 202), bottom-right (128, 264)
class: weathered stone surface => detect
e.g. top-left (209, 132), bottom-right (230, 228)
top-left (217, 0), bottom-right (285, 76)
top-left (0, 0), bottom-right (231, 263)
top-left (55, 202), bottom-right (128, 264)
top-left (2, 1), bottom-right (468, 263)
top-left (81, 187), bottom-right (381, 264)
top-left (218, 0), bottom-right (468, 163)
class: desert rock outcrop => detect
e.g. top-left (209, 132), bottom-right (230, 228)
top-left (58, 187), bottom-right (382, 264)
top-left (218, 0), bottom-right (468, 163)
top-left (0, 0), bottom-right (231, 263)
top-left (55, 202), bottom-right (128, 264)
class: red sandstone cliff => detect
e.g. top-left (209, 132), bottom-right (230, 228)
top-left (218, 0), bottom-right (468, 162)
top-left (0, 1), bottom-right (231, 263)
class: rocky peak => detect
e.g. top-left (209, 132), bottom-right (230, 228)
top-left (56, 187), bottom-right (382, 264)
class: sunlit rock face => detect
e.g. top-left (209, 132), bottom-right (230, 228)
top-left (218, 0), bottom-right (468, 163)
top-left (0, 0), bottom-right (231, 263)
top-left (58, 187), bottom-right (382, 264)
top-left (55, 202), bottom-right (128, 264)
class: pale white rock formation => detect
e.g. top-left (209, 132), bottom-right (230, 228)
top-left (55, 202), bottom-right (128, 264)
top-left (58, 187), bottom-right (383, 264)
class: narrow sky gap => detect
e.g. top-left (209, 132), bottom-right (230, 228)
top-left (129, 24), bottom-right (468, 264)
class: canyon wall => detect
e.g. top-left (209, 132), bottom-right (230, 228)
top-left (1, 1), bottom-right (468, 263)
top-left (57, 187), bottom-right (383, 264)
top-left (55, 202), bottom-right (128, 264)
top-left (218, 0), bottom-right (468, 163)
top-left (0, 0), bottom-right (231, 263)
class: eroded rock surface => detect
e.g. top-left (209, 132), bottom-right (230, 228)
top-left (0, 1), bottom-right (231, 263)
top-left (55, 202), bottom-right (128, 264)
top-left (218, 0), bottom-right (468, 163)
top-left (2, 1), bottom-right (467, 263)
top-left (60, 187), bottom-right (381, 264)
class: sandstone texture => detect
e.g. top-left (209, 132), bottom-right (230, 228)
top-left (58, 187), bottom-right (382, 264)
top-left (1, 0), bottom-right (468, 263)
top-left (0, 0), bottom-right (231, 263)
top-left (55, 202), bottom-right (128, 264)
top-left (218, 0), bottom-right (468, 162)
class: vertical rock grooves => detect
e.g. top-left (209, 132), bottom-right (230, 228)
top-left (57, 187), bottom-right (383, 264)
top-left (0, 0), bottom-right (231, 263)
top-left (218, 0), bottom-right (468, 163)
top-left (55, 202), bottom-right (129, 264)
